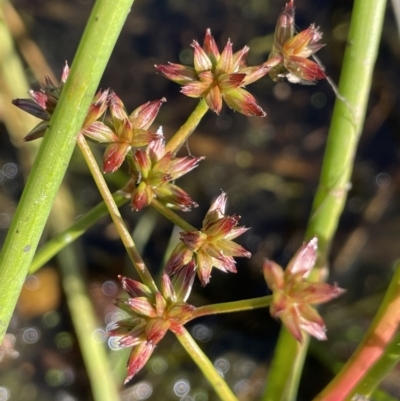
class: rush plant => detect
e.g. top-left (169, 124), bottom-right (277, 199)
top-left (0, 0), bottom-right (395, 400)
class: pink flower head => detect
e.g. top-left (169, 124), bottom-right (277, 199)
top-left (98, 94), bottom-right (166, 173)
top-left (266, 1), bottom-right (326, 84)
top-left (263, 238), bottom-right (345, 342)
top-left (166, 192), bottom-right (251, 286)
top-left (12, 62), bottom-right (110, 141)
top-left (121, 128), bottom-right (203, 211)
top-left (156, 29), bottom-right (269, 116)
top-left (109, 273), bottom-right (195, 383)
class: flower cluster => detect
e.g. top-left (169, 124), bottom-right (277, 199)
top-left (109, 268), bottom-right (195, 383)
top-left (156, 29), bottom-right (269, 116)
top-left (263, 238), bottom-right (345, 342)
top-left (166, 192), bottom-right (251, 286)
top-left (122, 129), bottom-right (204, 211)
top-left (13, 66), bottom-right (202, 212)
top-left (12, 63), bottom-right (109, 141)
top-left (266, 0), bottom-right (326, 84)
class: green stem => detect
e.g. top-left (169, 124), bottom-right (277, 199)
top-left (263, 0), bottom-right (387, 399)
top-left (175, 327), bottom-right (239, 401)
top-left (151, 198), bottom-right (196, 231)
top-left (49, 188), bottom-right (120, 401)
top-left (191, 295), bottom-right (272, 320)
top-left (0, 0), bottom-right (134, 342)
top-left (77, 134), bottom-right (157, 292)
top-left (29, 192), bottom-right (127, 273)
top-left (313, 261), bottom-right (400, 401)
top-left (164, 98), bottom-right (209, 156)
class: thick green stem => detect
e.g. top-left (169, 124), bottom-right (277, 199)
top-left (175, 327), bottom-right (239, 401)
top-left (263, 0), bottom-right (387, 399)
top-left (0, 0), bottom-right (134, 342)
top-left (313, 261), bottom-right (400, 401)
top-left (191, 295), bottom-right (272, 320)
top-left (164, 98), bottom-right (209, 156)
top-left (77, 135), bottom-right (157, 292)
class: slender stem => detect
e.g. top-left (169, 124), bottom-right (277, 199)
top-left (175, 327), bottom-right (239, 401)
top-left (50, 187), bottom-right (120, 401)
top-left (151, 198), bottom-right (196, 231)
top-left (77, 134), bottom-right (157, 292)
top-left (164, 98), bottom-right (209, 156)
top-left (29, 192), bottom-right (128, 274)
top-left (263, 0), bottom-right (387, 399)
top-left (191, 295), bottom-right (272, 320)
top-left (0, 0), bottom-right (134, 342)
top-left (313, 262), bottom-right (400, 401)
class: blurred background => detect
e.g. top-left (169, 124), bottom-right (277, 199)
top-left (0, 0), bottom-right (400, 400)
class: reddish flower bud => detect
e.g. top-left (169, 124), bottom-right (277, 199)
top-left (166, 192), bottom-right (250, 286)
top-left (157, 29), bottom-right (267, 116)
top-left (123, 130), bottom-right (202, 211)
top-left (125, 342), bottom-right (155, 384)
top-left (110, 275), bottom-right (196, 383)
top-left (267, 1), bottom-right (326, 84)
top-left (263, 238), bottom-right (345, 342)
top-left (119, 275), bottom-right (153, 298)
top-left (129, 98), bottom-right (166, 130)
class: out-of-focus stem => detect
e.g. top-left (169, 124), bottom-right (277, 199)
top-left (164, 98), bottom-right (208, 156)
top-left (50, 186), bottom-right (121, 401)
top-left (29, 192), bottom-right (128, 273)
top-left (77, 134), bottom-right (157, 292)
top-left (313, 261), bottom-right (400, 401)
top-left (175, 327), bottom-right (239, 401)
top-left (263, 0), bottom-right (387, 399)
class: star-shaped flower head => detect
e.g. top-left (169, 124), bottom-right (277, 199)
top-left (263, 238), bottom-right (345, 342)
top-left (86, 92), bottom-right (165, 174)
top-left (266, 0), bottom-right (326, 84)
top-left (156, 29), bottom-right (269, 116)
top-left (166, 192), bottom-right (251, 286)
top-left (122, 128), bottom-right (204, 211)
top-left (108, 268), bottom-right (195, 383)
top-left (12, 62), bottom-right (109, 141)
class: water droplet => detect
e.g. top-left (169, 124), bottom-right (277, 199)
top-left (173, 379), bottom-right (190, 397)
top-left (133, 381), bottom-right (153, 399)
top-left (92, 328), bottom-right (106, 343)
top-left (0, 387), bottom-right (10, 401)
top-left (102, 280), bottom-right (118, 296)
top-left (3, 163), bottom-right (18, 178)
top-left (22, 327), bottom-right (40, 344)
top-left (191, 324), bottom-right (212, 342)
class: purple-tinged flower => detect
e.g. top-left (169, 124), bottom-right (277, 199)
top-left (263, 238), bottom-right (345, 342)
top-left (12, 62), bottom-right (110, 141)
top-left (166, 192), bottom-right (251, 286)
top-left (98, 93), bottom-right (165, 174)
top-left (122, 128), bottom-right (203, 211)
top-left (109, 271), bottom-right (195, 383)
top-left (266, 0), bottom-right (326, 84)
top-left (156, 29), bottom-right (269, 116)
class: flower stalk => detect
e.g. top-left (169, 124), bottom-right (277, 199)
top-left (191, 295), bottom-right (272, 319)
top-left (164, 98), bottom-right (209, 156)
top-left (77, 134), bottom-right (157, 292)
top-left (175, 327), bottom-right (240, 401)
